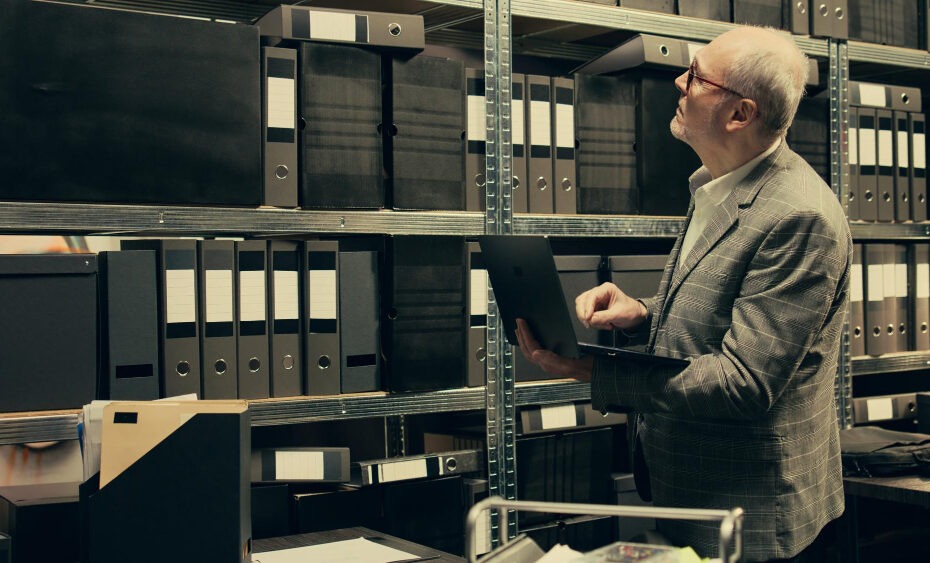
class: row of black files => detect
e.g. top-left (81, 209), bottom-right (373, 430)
top-left (849, 242), bottom-right (930, 357)
top-left (848, 81), bottom-right (929, 223)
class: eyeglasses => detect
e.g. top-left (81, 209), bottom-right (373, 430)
top-left (687, 62), bottom-right (745, 99)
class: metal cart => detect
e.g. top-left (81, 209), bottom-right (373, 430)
top-left (465, 497), bottom-right (744, 563)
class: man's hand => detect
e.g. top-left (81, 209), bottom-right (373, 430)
top-left (575, 282), bottom-right (648, 331)
top-left (515, 318), bottom-right (593, 382)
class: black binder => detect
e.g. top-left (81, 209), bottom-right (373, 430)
top-left (122, 239), bottom-right (201, 398)
top-left (0, 0), bottom-right (261, 206)
top-left (255, 5), bottom-right (426, 51)
top-left (98, 250), bottom-right (159, 401)
top-left (847, 106), bottom-right (861, 220)
top-left (863, 243), bottom-right (888, 356)
top-left (512, 73), bottom-right (529, 213)
top-left (877, 109), bottom-right (896, 222)
top-left (526, 74), bottom-right (554, 213)
top-left (788, 93), bottom-right (830, 187)
top-left (893, 244), bottom-right (909, 353)
top-left (339, 250), bottom-right (382, 393)
top-left (382, 236), bottom-right (467, 392)
top-left (268, 241), bottom-right (302, 397)
top-left (552, 76), bottom-right (577, 214)
top-left (575, 74), bottom-right (637, 214)
top-left (389, 55), bottom-right (466, 211)
top-left (198, 240), bottom-right (238, 400)
top-left (893, 111), bottom-right (912, 222)
top-left (910, 243), bottom-right (930, 352)
top-left (732, 0), bottom-right (810, 34)
top-left (850, 244), bottom-right (866, 357)
top-left (858, 110), bottom-right (879, 222)
top-left (303, 240), bottom-right (341, 395)
top-left (235, 240), bottom-right (270, 400)
top-left (297, 42), bottom-right (383, 209)
top-left (261, 46), bottom-right (298, 208)
top-left (910, 113), bottom-right (928, 222)
top-left (466, 68), bottom-right (487, 212)
top-left (466, 242), bottom-right (488, 387)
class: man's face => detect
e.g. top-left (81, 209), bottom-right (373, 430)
top-left (669, 38), bottom-right (736, 148)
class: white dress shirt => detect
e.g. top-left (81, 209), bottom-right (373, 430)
top-left (678, 138), bottom-right (781, 266)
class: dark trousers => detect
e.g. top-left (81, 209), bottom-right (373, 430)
top-left (763, 520), bottom-right (836, 563)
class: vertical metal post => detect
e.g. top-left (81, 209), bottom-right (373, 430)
top-left (829, 38), bottom-right (853, 429)
top-left (483, 0), bottom-right (516, 546)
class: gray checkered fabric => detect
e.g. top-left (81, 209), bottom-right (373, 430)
top-left (592, 143), bottom-right (850, 561)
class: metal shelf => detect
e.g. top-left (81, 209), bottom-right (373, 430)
top-left (850, 222), bottom-right (930, 240)
top-left (514, 213), bottom-right (684, 237)
top-left (848, 41), bottom-right (930, 70)
top-left (0, 380), bottom-right (590, 443)
top-left (851, 352), bottom-right (930, 376)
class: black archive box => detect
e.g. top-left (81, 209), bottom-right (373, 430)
top-left (0, 0), bottom-right (261, 206)
top-left (0, 483), bottom-right (80, 563)
top-left (0, 254), bottom-right (97, 412)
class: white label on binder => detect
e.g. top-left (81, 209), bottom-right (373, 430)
top-left (267, 76), bottom-right (295, 130)
top-left (530, 100), bottom-right (551, 146)
top-left (468, 94), bottom-right (487, 142)
top-left (541, 404), bottom-right (577, 429)
top-left (166, 269), bottom-right (196, 324)
top-left (850, 264), bottom-right (863, 302)
top-left (556, 103), bottom-right (574, 148)
top-left (878, 128), bottom-right (893, 166)
top-left (274, 270), bottom-right (299, 320)
top-left (309, 11), bottom-right (363, 43)
top-left (867, 264), bottom-right (884, 302)
top-left (897, 130), bottom-right (909, 167)
top-left (883, 262), bottom-right (896, 299)
top-left (859, 126), bottom-right (876, 166)
top-left (470, 270), bottom-right (488, 316)
top-left (914, 130), bottom-right (926, 169)
top-left (239, 271), bottom-right (266, 322)
top-left (866, 398), bottom-right (893, 421)
top-left (849, 125), bottom-right (858, 165)
top-left (917, 264), bottom-right (929, 299)
top-left (275, 451), bottom-right (324, 480)
top-left (896, 263), bottom-right (908, 298)
top-left (858, 83), bottom-right (887, 107)
top-left (309, 270), bottom-right (337, 319)
top-left (205, 270), bottom-right (233, 323)
top-left (512, 98), bottom-right (525, 145)
top-left (686, 42), bottom-right (703, 62)
top-left (378, 458), bottom-right (428, 483)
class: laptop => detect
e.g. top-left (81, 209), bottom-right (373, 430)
top-left (477, 235), bottom-right (688, 367)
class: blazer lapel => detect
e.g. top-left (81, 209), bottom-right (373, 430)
top-left (659, 143), bottom-right (790, 322)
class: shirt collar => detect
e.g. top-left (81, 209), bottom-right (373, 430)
top-left (688, 138), bottom-right (782, 201)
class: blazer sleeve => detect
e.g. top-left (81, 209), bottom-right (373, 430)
top-left (592, 208), bottom-right (849, 419)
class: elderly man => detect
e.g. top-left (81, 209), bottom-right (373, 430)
top-left (516, 26), bottom-right (849, 562)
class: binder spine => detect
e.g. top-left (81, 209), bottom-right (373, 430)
top-left (465, 68), bottom-right (487, 212)
top-left (268, 241), bottom-right (302, 397)
top-left (261, 47), bottom-right (298, 208)
top-left (910, 113), bottom-right (928, 222)
top-left (199, 240), bottom-right (238, 400)
top-left (552, 77), bottom-right (577, 215)
top-left (850, 244), bottom-right (866, 357)
top-left (466, 242), bottom-right (488, 387)
top-left (511, 74), bottom-right (529, 213)
top-left (893, 111), bottom-right (911, 222)
top-left (304, 240), bottom-right (341, 395)
top-left (339, 250), bottom-right (381, 393)
top-left (356, 449), bottom-right (483, 486)
top-left (527, 74), bottom-right (554, 213)
top-left (876, 109), bottom-right (895, 222)
top-left (858, 110), bottom-right (879, 221)
top-left (235, 240), bottom-right (270, 399)
top-left (863, 243), bottom-right (887, 356)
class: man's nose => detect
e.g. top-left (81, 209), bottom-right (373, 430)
top-left (674, 70), bottom-right (688, 94)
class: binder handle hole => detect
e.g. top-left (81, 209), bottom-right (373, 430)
top-left (882, 192), bottom-right (892, 202)
top-left (388, 23), bottom-right (402, 37)
top-left (853, 326), bottom-right (861, 338)
top-left (659, 45), bottom-right (669, 57)
top-left (834, 7), bottom-right (844, 20)
top-left (512, 175), bottom-right (521, 189)
top-left (921, 323), bottom-right (928, 334)
top-left (536, 177), bottom-right (548, 191)
top-left (864, 190), bottom-right (874, 202)
top-left (818, 4), bottom-right (828, 17)
top-left (318, 356), bottom-right (331, 369)
top-left (387, 308), bottom-right (398, 320)
top-left (176, 361), bottom-right (191, 377)
top-left (797, 1), bottom-right (807, 15)
top-left (475, 173), bottom-right (486, 188)
top-left (561, 178), bottom-right (573, 192)
top-left (249, 358), bottom-right (262, 373)
top-left (214, 359), bottom-right (227, 375)
top-left (275, 165), bottom-right (289, 180)
top-left (298, 117), bottom-right (306, 130)
top-left (476, 348), bottom-right (487, 362)
top-left (282, 355), bottom-right (295, 370)
top-left (873, 327), bottom-right (882, 337)
top-left (886, 324), bottom-right (895, 335)
top-left (899, 324), bottom-right (906, 335)
top-left (445, 457), bottom-right (457, 472)
top-left (901, 93), bottom-right (910, 105)
top-left (908, 402), bottom-right (916, 413)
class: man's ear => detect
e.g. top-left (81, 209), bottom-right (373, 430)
top-left (725, 98), bottom-right (758, 133)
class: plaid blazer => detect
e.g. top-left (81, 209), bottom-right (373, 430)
top-left (592, 143), bottom-right (850, 561)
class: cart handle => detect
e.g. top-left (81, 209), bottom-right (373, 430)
top-left (465, 496), bottom-right (744, 563)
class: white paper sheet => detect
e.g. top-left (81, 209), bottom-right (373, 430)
top-left (252, 537), bottom-right (419, 563)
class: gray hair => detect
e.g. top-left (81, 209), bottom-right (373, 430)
top-left (724, 30), bottom-right (809, 138)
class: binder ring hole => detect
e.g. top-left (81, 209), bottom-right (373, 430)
top-left (864, 190), bottom-right (874, 202)
top-left (853, 326), bottom-right (862, 338)
top-left (873, 327), bottom-right (882, 337)
top-left (476, 347), bottom-right (487, 362)
top-left (282, 355), bottom-right (295, 370)
top-left (536, 177), bottom-right (548, 191)
top-left (476, 173), bottom-right (486, 188)
top-left (886, 324), bottom-right (895, 335)
top-left (908, 402), bottom-right (916, 413)
top-left (834, 7), bottom-right (844, 20)
top-left (899, 323), bottom-right (907, 335)
top-left (659, 45), bottom-right (669, 57)
top-left (214, 359), bottom-right (227, 375)
top-left (818, 4), bottom-right (828, 17)
top-left (883, 192), bottom-right (892, 202)
top-left (388, 308), bottom-right (398, 320)
top-left (921, 323), bottom-right (928, 334)
top-left (275, 165), bottom-right (289, 180)
top-left (318, 355), bottom-right (331, 369)
top-left (513, 175), bottom-right (521, 189)
top-left (797, 1), bottom-right (807, 15)
top-left (176, 361), bottom-right (191, 377)
top-left (901, 93), bottom-right (911, 105)
top-left (298, 117), bottom-right (306, 130)
top-left (903, 193), bottom-right (910, 203)
top-left (919, 194), bottom-right (926, 203)
top-left (249, 358), bottom-right (261, 373)
top-left (445, 457), bottom-right (457, 472)
top-left (561, 178), bottom-right (573, 192)
top-left (388, 22), bottom-right (402, 36)
top-left (848, 192), bottom-right (855, 202)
